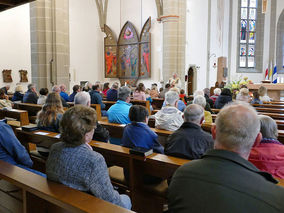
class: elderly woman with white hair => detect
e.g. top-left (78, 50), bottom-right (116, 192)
top-left (162, 87), bottom-right (186, 112)
top-left (152, 91), bottom-right (183, 131)
top-left (193, 95), bottom-right (212, 124)
top-left (249, 115), bottom-right (284, 179)
top-left (210, 88), bottom-right (221, 105)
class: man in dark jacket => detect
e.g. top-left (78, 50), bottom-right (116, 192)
top-left (165, 104), bottom-right (213, 159)
top-left (106, 82), bottom-right (119, 101)
top-left (23, 84), bottom-right (38, 104)
top-left (89, 84), bottom-right (106, 110)
top-left (52, 85), bottom-right (69, 107)
top-left (168, 103), bottom-right (284, 213)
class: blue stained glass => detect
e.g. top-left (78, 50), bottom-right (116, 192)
top-left (249, 20), bottom-right (255, 31)
top-left (240, 45), bottom-right (246, 56)
top-left (241, 20), bottom-right (247, 31)
top-left (248, 45), bottom-right (255, 56)
top-left (240, 32), bottom-right (246, 43)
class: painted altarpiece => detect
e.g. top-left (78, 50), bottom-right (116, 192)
top-left (104, 17), bottom-right (151, 86)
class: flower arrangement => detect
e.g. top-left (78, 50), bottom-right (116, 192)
top-left (225, 76), bottom-right (253, 92)
top-left (225, 77), bottom-right (253, 99)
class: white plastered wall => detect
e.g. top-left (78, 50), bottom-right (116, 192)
top-left (185, 0), bottom-right (209, 91)
top-left (0, 4), bottom-right (31, 93)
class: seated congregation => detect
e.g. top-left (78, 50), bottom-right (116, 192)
top-left (1, 81), bottom-right (284, 212)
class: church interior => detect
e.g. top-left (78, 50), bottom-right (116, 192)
top-left (0, 0), bottom-right (284, 212)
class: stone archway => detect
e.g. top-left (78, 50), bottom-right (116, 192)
top-left (276, 10), bottom-right (284, 73)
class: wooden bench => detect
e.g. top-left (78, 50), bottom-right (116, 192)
top-left (15, 128), bottom-right (186, 212)
top-left (0, 108), bottom-right (29, 127)
top-left (13, 102), bottom-right (102, 122)
top-left (0, 160), bottom-right (133, 213)
top-left (253, 104), bottom-right (284, 109)
top-left (15, 128), bottom-right (284, 212)
top-left (151, 98), bottom-right (164, 110)
top-left (13, 103), bottom-right (43, 123)
top-left (264, 101), bottom-right (284, 105)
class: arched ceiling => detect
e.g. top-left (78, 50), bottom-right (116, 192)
top-left (0, 0), bottom-right (34, 12)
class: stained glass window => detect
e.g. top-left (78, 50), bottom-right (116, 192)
top-left (239, 0), bottom-right (257, 68)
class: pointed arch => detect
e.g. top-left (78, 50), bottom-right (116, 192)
top-left (117, 22), bottom-right (139, 79)
top-left (104, 25), bottom-right (117, 78)
top-left (140, 17), bottom-right (151, 78)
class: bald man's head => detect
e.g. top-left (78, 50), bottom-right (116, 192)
top-left (213, 102), bottom-right (261, 158)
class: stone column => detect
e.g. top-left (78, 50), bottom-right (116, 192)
top-left (30, 0), bottom-right (70, 91)
top-left (162, 0), bottom-right (186, 86)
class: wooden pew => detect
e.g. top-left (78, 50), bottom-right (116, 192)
top-left (13, 102), bottom-right (102, 122)
top-left (263, 101), bottom-right (284, 105)
top-left (15, 128), bottom-right (184, 212)
top-left (14, 128), bottom-right (284, 212)
top-left (151, 98), bottom-right (164, 110)
top-left (0, 108), bottom-right (29, 127)
top-left (255, 107), bottom-right (284, 114)
top-left (0, 160), bottom-right (133, 213)
top-left (253, 104), bottom-right (284, 109)
top-left (13, 103), bottom-right (42, 123)
top-left (99, 120), bottom-right (172, 139)
top-left (13, 103), bottom-right (42, 116)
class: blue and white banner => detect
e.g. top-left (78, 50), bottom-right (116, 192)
top-left (272, 63), bottom-right (277, 84)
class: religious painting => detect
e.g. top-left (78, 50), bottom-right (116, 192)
top-left (103, 18), bottom-right (151, 85)
top-left (117, 21), bottom-right (139, 81)
top-left (104, 25), bottom-right (118, 78)
top-left (19, 70), bottom-right (28, 82)
top-left (139, 17), bottom-right (151, 78)
top-left (2, 70), bottom-right (12, 83)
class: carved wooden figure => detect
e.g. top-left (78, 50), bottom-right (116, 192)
top-left (19, 70), bottom-right (28, 82)
top-left (2, 70), bottom-right (12, 83)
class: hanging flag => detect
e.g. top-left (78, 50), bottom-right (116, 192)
top-left (272, 62), bottom-right (277, 84)
top-left (269, 62), bottom-right (273, 80)
top-left (264, 64), bottom-right (269, 80)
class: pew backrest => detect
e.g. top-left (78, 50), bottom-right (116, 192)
top-left (0, 108), bottom-right (29, 126)
top-left (0, 160), bottom-right (133, 213)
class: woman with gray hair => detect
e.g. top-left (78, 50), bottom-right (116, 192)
top-left (249, 115), bottom-right (284, 178)
top-left (46, 105), bottom-right (131, 209)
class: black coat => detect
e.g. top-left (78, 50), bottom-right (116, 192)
top-left (214, 95), bottom-right (232, 109)
top-left (12, 92), bottom-right (24, 102)
top-left (168, 149), bottom-right (284, 213)
top-left (23, 90), bottom-right (38, 104)
top-left (165, 122), bottom-right (213, 159)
